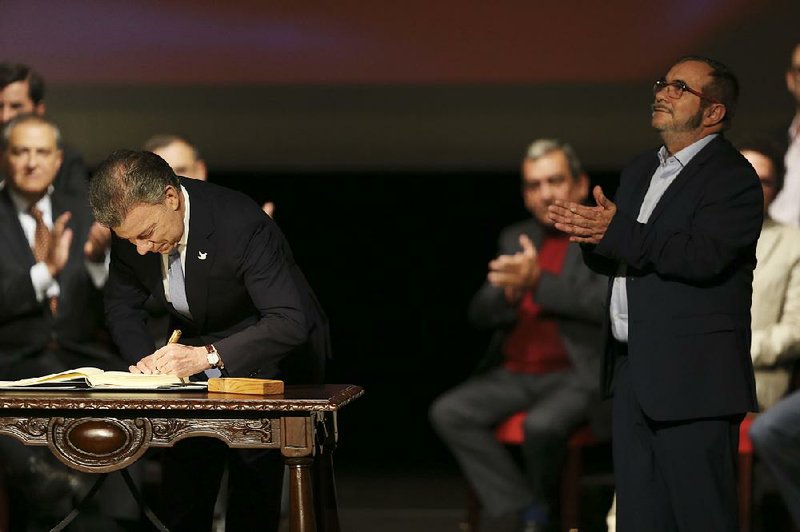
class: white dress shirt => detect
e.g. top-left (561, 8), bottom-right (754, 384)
top-left (610, 134), bottom-right (718, 342)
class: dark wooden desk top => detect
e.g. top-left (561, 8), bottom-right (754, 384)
top-left (0, 384), bottom-right (364, 413)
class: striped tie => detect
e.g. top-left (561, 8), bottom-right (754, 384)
top-left (29, 205), bottom-right (58, 316)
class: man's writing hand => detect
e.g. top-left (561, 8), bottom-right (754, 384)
top-left (548, 186), bottom-right (616, 244)
top-left (132, 344), bottom-right (209, 378)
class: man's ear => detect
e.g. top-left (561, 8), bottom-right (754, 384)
top-left (34, 101), bottom-right (46, 116)
top-left (704, 103), bottom-right (727, 128)
top-left (164, 185), bottom-right (181, 210)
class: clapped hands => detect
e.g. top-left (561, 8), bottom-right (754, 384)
top-left (488, 234), bottom-right (540, 303)
top-left (84, 222), bottom-right (112, 263)
top-left (547, 185), bottom-right (616, 244)
top-left (45, 212), bottom-right (73, 277)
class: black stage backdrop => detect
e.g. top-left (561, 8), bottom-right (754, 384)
top-left (212, 169), bottom-right (619, 469)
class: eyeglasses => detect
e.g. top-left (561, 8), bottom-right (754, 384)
top-left (653, 79), bottom-right (720, 104)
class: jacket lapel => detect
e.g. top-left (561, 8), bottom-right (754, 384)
top-left (645, 136), bottom-right (721, 225)
top-left (619, 155), bottom-right (658, 216)
top-left (183, 180), bottom-right (216, 329)
top-left (0, 188), bottom-right (35, 265)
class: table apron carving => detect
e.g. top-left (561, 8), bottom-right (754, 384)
top-left (0, 414), bottom-right (328, 473)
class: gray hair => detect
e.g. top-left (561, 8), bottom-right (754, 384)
top-left (89, 149), bottom-right (179, 228)
top-left (524, 138), bottom-right (584, 180)
top-left (1, 113), bottom-right (62, 149)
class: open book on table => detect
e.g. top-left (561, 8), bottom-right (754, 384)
top-left (0, 367), bottom-right (207, 391)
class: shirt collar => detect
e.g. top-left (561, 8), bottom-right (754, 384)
top-left (178, 184), bottom-right (190, 249)
top-left (658, 134), bottom-right (718, 169)
top-left (8, 185), bottom-right (54, 216)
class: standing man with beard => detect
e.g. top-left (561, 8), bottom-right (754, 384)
top-left (549, 56), bottom-right (762, 530)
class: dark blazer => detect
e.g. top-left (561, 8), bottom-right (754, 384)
top-left (52, 144), bottom-right (89, 202)
top-left (469, 218), bottom-right (607, 392)
top-left (104, 178), bottom-right (330, 383)
top-left (584, 135), bottom-right (763, 421)
top-left (0, 184), bottom-right (115, 375)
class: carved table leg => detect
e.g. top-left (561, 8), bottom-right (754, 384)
top-left (287, 457), bottom-right (317, 532)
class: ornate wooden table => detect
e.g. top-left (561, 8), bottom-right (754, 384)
top-left (0, 384), bottom-right (364, 532)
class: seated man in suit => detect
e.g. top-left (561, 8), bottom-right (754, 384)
top-left (430, 139), bottom-right (607, 532)
top-left (745, 138), bottom-right (800, 531)
top-left (87, 149), bottom-right (330, 532)
top-left (740, 139), bottom-right (800, 409)
top-left (0, 113), bottom-right (121, 529)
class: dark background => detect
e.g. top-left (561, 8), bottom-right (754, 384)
top-left (217, 168), bottom-right (619, 469)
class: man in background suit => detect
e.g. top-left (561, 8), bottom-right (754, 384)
top-left (430, 139), bottom-right (606, 532)
top-left (744, 138), bottom-right (800, 531)
top-left (767, 42), bottom-right (800, 226)
top-left (88, 149), bottom-right (329, 531)
top-left (143, 133), bottom-right (276, 217)
top-left (0, 114), bottom-right (115, 379)
top-left (0, 62), bottom-right (89, 200)
top-left (549, 56), bottom-right (762, 530)
top-left (0, 114), bottom-right (121, 530)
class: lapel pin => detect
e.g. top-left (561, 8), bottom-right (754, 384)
top-left (198, 251), bottom-right (208, 260)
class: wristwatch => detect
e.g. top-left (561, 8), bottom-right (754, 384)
top-left (205, 344), bottom-right (223, 369)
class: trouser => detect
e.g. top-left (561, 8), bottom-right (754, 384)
top-left (613, 358), bottom-right (741, 532)
top-left (159, 437), bottom-right (284, 532)
top-left (749, 389), bottom-right (800, 529)
top-left (429, 367), bottom-right (592, 517)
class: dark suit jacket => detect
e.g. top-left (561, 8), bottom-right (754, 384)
top-left (0, 184), bottom-right (116, 376)
top-left (52, 144), bottom-right (89, 201)
top-left (584, 135), bottom-right (763, 421)
top-left (104, 178), bottom-right (330, 383)
top-left (469, 218), bottom-right (607, 393)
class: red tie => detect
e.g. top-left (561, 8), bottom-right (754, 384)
top-left (29, 204), bottom-right (58, 316)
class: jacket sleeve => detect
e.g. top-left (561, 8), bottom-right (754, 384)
top-left (0, 265), bottom-right (41, 322)
top-left (467, 226), bottom-right (524, 329)
top-left (104, 237), bottom-right (157, 364)
top-left (752, 246), bottom-right (800, 366)
top-left (594, 162), bottom-right (763, 283)
top-left (212, 220), bottom-right (308, 376)
top-left (534, 248), bottom-right (607, 323)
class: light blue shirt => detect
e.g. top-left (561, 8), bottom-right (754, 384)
top-left (610, 134), bottom-right (718, 342)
